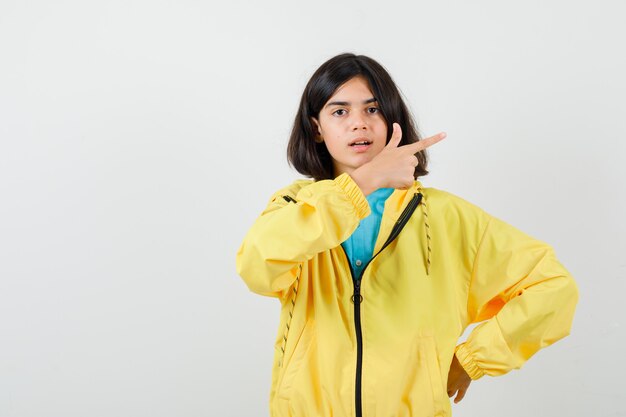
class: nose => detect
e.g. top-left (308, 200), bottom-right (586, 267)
top-left (350, 113), bottom-right (368, 130)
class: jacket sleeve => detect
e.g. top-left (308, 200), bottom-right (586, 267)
top-left (454, 212), bottom-right (579, 380)
top-left (235, 173), bottom-right (371, 298)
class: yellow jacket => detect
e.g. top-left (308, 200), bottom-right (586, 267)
top-left (236, 173), bottom-right (579, 417)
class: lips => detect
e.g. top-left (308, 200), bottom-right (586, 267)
top-left (349, 138), bottom-right (372, 153)
top-left (349, 137), bottom-right (372, 146)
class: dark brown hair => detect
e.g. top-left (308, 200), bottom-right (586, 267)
top-left (287, 52), bottom-right (429, 182)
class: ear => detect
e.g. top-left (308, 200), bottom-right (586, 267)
top-left (311, 117), bottom-right (324, 143)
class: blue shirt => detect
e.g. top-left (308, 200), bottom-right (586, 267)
top-left (341, 187), bottom-right (395, 280)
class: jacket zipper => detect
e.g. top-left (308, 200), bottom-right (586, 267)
top-left (342, 192), bottom-right (423, 417)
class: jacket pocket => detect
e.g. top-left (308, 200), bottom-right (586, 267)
top-left (276, 319), bottom-right (315, 400)
top-left (419, 335), bottom-right (447, 417)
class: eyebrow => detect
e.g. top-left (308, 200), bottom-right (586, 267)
top-left (324, 97), bottom-right (378, 108)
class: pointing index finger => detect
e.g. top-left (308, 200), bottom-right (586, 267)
top-left (403, 132), bottom-right (446, 153)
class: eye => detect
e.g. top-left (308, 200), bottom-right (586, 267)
top-left (332, 109), bottom-right (347, 116)
top-left (368, 107), bottom-right (380, 114)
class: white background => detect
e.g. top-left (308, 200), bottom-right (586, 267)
top-left (1, 0), bottom-right (624, 416)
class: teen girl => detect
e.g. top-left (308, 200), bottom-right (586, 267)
top-left (236, 52), bottom-right (578, 417)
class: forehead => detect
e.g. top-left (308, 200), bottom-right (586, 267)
top-left (329, 77), bottom-right (373, 99)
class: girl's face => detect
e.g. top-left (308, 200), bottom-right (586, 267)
top-left (311, 76), bottom-right (388, 178)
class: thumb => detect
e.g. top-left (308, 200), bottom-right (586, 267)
top-left (386, 122), bottom-right (402, 148)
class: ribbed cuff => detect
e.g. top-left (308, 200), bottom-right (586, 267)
top-left (454, 343), bottom-right (485, 380)
top-left (334, 173), bottom-right (371, 220)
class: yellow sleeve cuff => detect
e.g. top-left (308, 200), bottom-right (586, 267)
top-left (454, 343), bottom-right (485, 380)
top-left (334, 173), bottom-right (371, 220)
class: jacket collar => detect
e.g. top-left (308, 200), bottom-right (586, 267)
top-left (372, 180), bottom-right (431, 275)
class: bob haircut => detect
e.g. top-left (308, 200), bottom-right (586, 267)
top-left (287, 52), bottom-right (429, 182)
